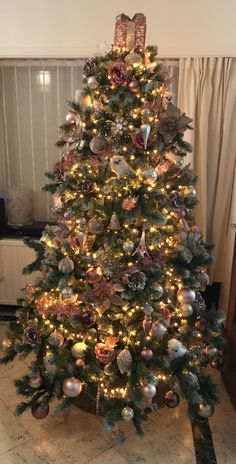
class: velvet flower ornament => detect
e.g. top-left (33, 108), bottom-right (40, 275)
top-left (157, 102), bottom-right (193, 143)
top-left (109, 61), bottom-right (127, 86)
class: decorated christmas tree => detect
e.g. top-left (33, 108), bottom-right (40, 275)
top-left (1, 14), bottom-right (224, 437)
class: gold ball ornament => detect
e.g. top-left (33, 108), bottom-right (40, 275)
top-left (125, 52), bottom-right (143, 66)
top-left (62, 377), bottom-right (82, 397)
top-left (121, 406), bottom-right (134, 421)
top-left (142, 168), bottom-right (158, 185)
top-left (198, 402), bottom-right (215, 418)
top-left (2, 339), bottom-right (12, 349)
top-left (71, 342), bottom-right (88, 359)
top-left (177, 287), bottom-right (196, 304)
top-left (180, 304), bottom-right (193, 317)
top-left (86, 266), bottom-right (104, 284)
top-left (29, 373), bottom-right (43, 389)
top-left (87, 76), bottom-right (97, 89)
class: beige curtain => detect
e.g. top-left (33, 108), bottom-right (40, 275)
top-left (178, 57), bottom-right (236, 309)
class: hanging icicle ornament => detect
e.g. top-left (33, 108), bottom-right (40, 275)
top-left (117, 347), bottom-right (132, 374)
top-left (77, 231), bottom-right (88, 253)
top-left (140, 124), bottom-right (151, 150)
top-left (133, 230), bottom-right (150, 258)
top-left (108, 212), bottom-right (121, 230)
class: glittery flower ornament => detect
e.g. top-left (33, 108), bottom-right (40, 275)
top-left (109, 61), bottom-right (127, 86)
top-left (24, 326), bottom-right (41, 346)
top-left (94, 337), bottom-right (118, 364)
top-left (83, 58), bottom-right (96, 78)
top-left (121, 268), bottom-right (147, 291)
top-left (76, 179), bottom-right (95, 194)
top-left (157, 103), bottom-right (193, 144)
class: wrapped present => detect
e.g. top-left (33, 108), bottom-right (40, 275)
top-left (114, 13), bottom-right (146, 50)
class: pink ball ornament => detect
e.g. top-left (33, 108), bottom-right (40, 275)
top-left (140, 347), bottom-right (153, 361)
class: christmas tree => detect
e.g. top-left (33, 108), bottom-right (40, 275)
top-left (1, 14), bottom-right (224, 436)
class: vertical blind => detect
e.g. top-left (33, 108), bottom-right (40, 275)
top-left (0, 59), bottom-right (178, 221)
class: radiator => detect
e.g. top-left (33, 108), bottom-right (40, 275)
top-left (0, 239), bottom-right (38, 305)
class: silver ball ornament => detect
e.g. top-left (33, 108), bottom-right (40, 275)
top-left (62, 377), bottom-right (82, 397)
top-left (198, 402), bottom-right (215, 418)
top-left (88, 217), bottom-right (103, 234)
top-left (142, 168), bottom-right (158, 185)
top-left (198, 272), bottom-right (210, 288)
top-left (71, 342), bottom-right (87, 359)
top-left (29, 373), bottom-right (43, 389)
top-left (58, 256), bottom-right (74, 274)
top-left (177, 287), bottom-right (196, 304)
top-left (61, 287), bottom-right (73, 299)
top-left (43, 352), bottom-right (57, 375)
top-left (123, 239), bottom-right (135, 253)
top-left (143, 383), bottom-right (156, 399)
top-left (180, 304), bottom-right (193, 317)
top-left (48, 330), bottom-right (64, 347)
top-left (89, 135), bottom-right (106, 154)
top-left (150, 282), bottom-right (164, 299)
top-left (121, 406), bottom-right (134, 421)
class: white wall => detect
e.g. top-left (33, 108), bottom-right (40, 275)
top-left (0, 0), bottom-right (235, 58)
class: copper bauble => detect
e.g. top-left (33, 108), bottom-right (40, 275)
top-left (195, 319), bottom-right (208, 332)
top-left (165, 391), bottom-right (180, 408)
top-left (86, 266), bottom-right (104, 284)
top-left (31, 402), bottom-right (49, 420)
top-left (75, 358), bottom-right (85, 369)
top-left (128, 80), bottom-right (140, 93)
top-left (62, 377), bottom-right (82, 397)
top-left (210, 356), bottom-right (223, 369)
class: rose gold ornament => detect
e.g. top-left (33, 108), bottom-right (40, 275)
top-left (86, 266), bottom-right (104, 284)
top-left (31, 402), bottom-right (49, 419)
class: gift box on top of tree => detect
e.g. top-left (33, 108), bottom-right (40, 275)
top-left (1, 13), bottom-right (224, 440)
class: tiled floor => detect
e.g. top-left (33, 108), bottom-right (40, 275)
top-left (0, 321), bottom-right (235, 464)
